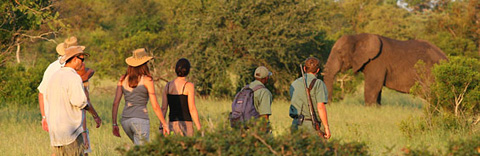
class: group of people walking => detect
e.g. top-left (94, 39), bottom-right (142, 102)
top-left (37, 37), bottom-right (331, 155)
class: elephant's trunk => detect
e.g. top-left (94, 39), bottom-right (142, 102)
top-left (323, 51), bottom-right (341, 103)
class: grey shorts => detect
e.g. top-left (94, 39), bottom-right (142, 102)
top-left (121, 118), bottom-right (150, 145)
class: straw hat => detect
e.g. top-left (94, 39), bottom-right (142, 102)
top-left (60, 46), bottom-right (88, 64)
top-left (125, 48), bottom-right (153, 67)
top-left (56, 36), bottom-right (79, 56)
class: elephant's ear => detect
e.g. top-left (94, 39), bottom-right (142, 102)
top-left (351, 34), bottom-right (382, 72)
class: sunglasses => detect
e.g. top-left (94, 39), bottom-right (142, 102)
top-left (76, 56), bottom-right (85, 62)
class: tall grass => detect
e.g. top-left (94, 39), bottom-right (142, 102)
top-left (0, 81), bottom-right (468, 155)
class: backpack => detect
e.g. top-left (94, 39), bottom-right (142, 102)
top-left (229, 84), bottom-right (265, 128)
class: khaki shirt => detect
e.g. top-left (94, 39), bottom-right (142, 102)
top-left (46, 67), bottom-right (87, 146)
top-left (289, 73), bottom-right (328, 119)
top-left (249, 80), bottom-right (273, 115)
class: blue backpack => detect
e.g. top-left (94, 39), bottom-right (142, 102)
top-left (229, 85), bottom-right (265, 128)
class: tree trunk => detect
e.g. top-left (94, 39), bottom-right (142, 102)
top-left (16, 44), bottom-right (20, 63)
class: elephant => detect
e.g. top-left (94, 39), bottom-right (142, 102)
top-left (323, 33), bottom-right (448, 106)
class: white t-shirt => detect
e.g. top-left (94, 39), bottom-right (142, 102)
top-left (37, 58), bottom-right (64, 117)
top-left (46, 67), bottom-right (87, 146)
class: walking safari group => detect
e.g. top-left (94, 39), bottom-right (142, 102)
top-left (38, 36), bottom-right (331, 155)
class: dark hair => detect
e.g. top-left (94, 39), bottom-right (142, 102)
top-left (175, 58), bottom-right (191, 77)
top-left (124, 62), bottom-right (151, 88)
top-left (305, 57), bottom-right (321, 73)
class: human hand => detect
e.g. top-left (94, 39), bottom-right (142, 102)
top-left (113, 125), bottom-right (121, 137)
top-left (323, 127), bottom-right (331, 139)
top-left (94, 116), bottom-right (102, 128)
top-left (41, 118), bottom-right (49, 132)
top-left (162, 126), bottom-right (170, 135)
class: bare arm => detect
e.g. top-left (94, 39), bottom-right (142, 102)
top-left (84, 88), bottom-right (102, 128)
top-left (161, 82), bottom-right (169, 120)
top-left (186, 82), bottom-right (201, 130)
top-left (112, 77), bottom-right (124, 137)
top-left (38, 93), bottom-right (48, 132)
top-left (144, 77), bottom-right (170, 134)
top-left (317, 102), bottom-right (330, 139)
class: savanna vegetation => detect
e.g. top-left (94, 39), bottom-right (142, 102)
top-left (1, 0), bottom-right (480, 155)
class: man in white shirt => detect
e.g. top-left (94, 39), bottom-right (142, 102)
top-left (37, 36), bottom-right (79, 131)
top-left (46, 46), bottom-right (92, 155)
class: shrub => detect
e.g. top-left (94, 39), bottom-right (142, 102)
top-left (118, 122), bottom-right (369, 155)
top-left (401, 133), bottom-right (480, 156)
top-left (330, 70), bottom-right (364, 102)
top-left (0, 62), bottom-right (47, 107)
top-left (410, 56), bottom-right (480, 130)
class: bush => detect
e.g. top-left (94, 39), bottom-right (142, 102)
top-left (0, 62), bottom-right (47, 107)
top-left (401, 133), bottom-right (480, 156)
top-left (410, 56), bottom-right (480, 129)
top-left (118, 122), bottom-right (369, 156)
top-left (330, 70), bottom-right (364, 102)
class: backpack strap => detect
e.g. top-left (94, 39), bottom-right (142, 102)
top-left (251, 85), bottom-right (265, 92)
top-left (308, 79), bottom-right (317, 91)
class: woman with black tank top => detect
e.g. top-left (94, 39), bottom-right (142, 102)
top-left (112, 48), bottom-right (170, 145)
top-left (161, 58), bottom-right (201, 136)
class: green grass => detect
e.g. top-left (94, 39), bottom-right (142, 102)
top-left (0, 83), bottom-right (469, 156)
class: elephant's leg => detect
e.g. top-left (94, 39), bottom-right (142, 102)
top-left (363, 70), bottom-right (386, 106)
top-left (377, 89), bottom-right (382, 104)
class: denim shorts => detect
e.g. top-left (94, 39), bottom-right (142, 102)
top-left (121, 118), bottom-right (150, 145)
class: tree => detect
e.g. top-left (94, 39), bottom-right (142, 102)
top-left (0, 0), bottom-right (60, 65)
top-left (163, 0), bottom-right (333, 97)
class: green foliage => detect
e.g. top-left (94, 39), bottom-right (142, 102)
top-left (331, 70), bottom-right (364, 102)
top-left (118, 122), bottom-right (369, 156)
top-left (430, 56), bottom-right (480, 118)
top-left (0, 62), bottom-right (48, 107)
top-left (419, 0), bottom-right (480, 57)
top-left (411, 56), bottom-right (480, 120)
top-left (164, 0), bottom-right (333, 97)
top-left (446, 134), bottom-right (480, 156)
top-left (402, 133), bottom-right (480, 156)
top-left (0, 0), bottom-right (60, 63)
top-left (7, 0), bottom-right (480, 101)
top-left (406, 56), bottom-right (480, 138)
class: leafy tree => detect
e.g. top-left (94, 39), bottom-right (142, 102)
top-left (164, 0), bottom-right (333, 97)
top-left (418, 0), bottom-right (479, 57)
top-left (0, 0), bottom-right (60, 64)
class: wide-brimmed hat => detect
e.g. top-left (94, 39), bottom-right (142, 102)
top-left (254, 66), bottom-right (272, 79)
top-left (56, 36), bottom-right (79, 56)
top-left (125, 48), bottom-right (153, 67)
top-left (60, 46), bottom-right (88, 64)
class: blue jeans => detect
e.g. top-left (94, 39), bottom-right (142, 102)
top-left (121, 118), bottom-right (150, 145)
